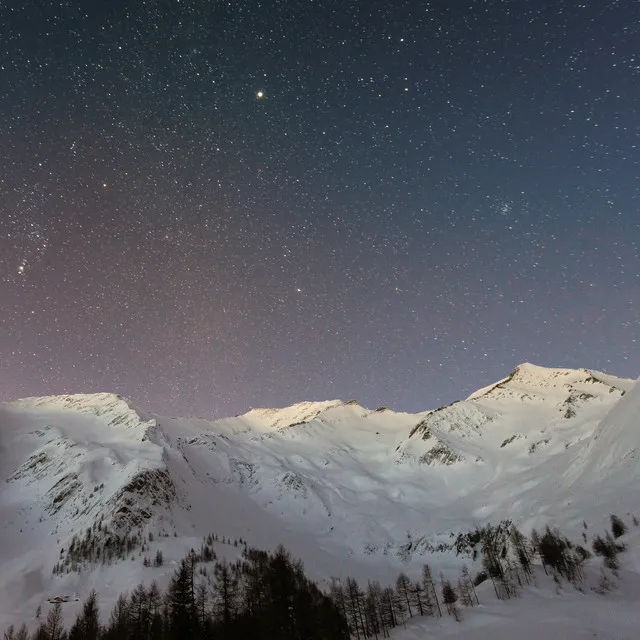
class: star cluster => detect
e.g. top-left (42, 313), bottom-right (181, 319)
top-left (1, 0), bottom-right (638, 416)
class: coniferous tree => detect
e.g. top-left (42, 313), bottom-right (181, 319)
top-left (394, 573), bottom-right (414, 619)
top-left (68, 590), bottom-right (100, 640)
top-left (480, 524), bottom-right (509, 599)
top-left (344, 577), bottom-right (368, 640)
top-left (410, 580), bottom-right (431, 617)
top-left (240, 548), bottom-right (269, 619)
top-left (104, 593), bottom-right (130, 640)
top-left (610, 514), bottom-right (627, 539)
top-left (534, 526), bottom-right (584, 584)
top-left (195, 582), bottom-right (209, 633)
top-left (41, 603), bottom-right (67, 640)
top-left (166, 556), bottom-right (197, 639)
top-left (422, 565), bottom-right (441, 617)
top-left (211, 560), bottom-right (239, 628)
top-left (504, 559), bottom-right (522, 596)
top-left (440, 575), bottom-right (461, 621)
top-left (461, 565), bottom-right (479, 605)
top-left (457, 577), bottom-right (472, 608)
top-left (390, 585), bottom-right (407, 629)
top-left (379, 587), bottom-right (397, 632)
top-left (364, 581), bottom-right (386, 639)
top-left (593, 532), bottom-right (622, 570)
top-left (14, 626), bottom-right (28, 640)
top-left (148, 581), bottom-right (163, 619)
top-left (4, 626), bottom-right (28, 640)
top-left (510, 527), bottom-right (533, 582)
top-left (127, 584), bottom-right (151, 640)
top-left (329, 579), bottom-right (348, 632)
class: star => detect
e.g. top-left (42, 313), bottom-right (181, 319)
top-left (256, 91), bottom-right (264, 99)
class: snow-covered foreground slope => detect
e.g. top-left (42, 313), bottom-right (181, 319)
top-left (1, 363), bottom-right (639, 633)
top-left (395, 550), bottom-right (640, 639)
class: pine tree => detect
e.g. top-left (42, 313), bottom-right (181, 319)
top-left (69, 590), bottom-right (100, 640)
top-left (43, 603), bottom-right (67, 640)
top-left (440, 575), bottom-right (461, 621)
top-left (457, 578), bottom-right (471, 607)
top-left (128, 584), bottom-right (150, 640)
top-left (211, 560), bottom-right (239, 627)
top-left (460, 565), bottom-right (479, 606)
top-left (610, 514), bottom-right (627, 539)
top-left (379, 587), bottom-right (397, 632)
top-left (265, 546), bottom-right (301, 640)
top-left (14, 626), bottom-right (28, 640)
top-left (510, 527), bottom-right (533, 582)
top-left (593, 532), bottom-right (622, 570)
top-left (422, 565), bottom-right (441, 617)
top-left (344, 577), bottom-right (368, 639)
top-left (410, 580), bottom-right (431, 617)
top-left (535, 526), bottom-right (584, 583)
top-left (195, 581), bottom-right (209, 631)
top-left (364, 581), bottom-right (386, 639)
top-left (105, 593), bottom-right (130, 640)
top-left (480, 524), bottom-right (508, 598)
top-left (329, 578), bottom-right (349, 633)
top-left (395, 573), bottom-right (414, 619)
top-left (167, 556), bottom-right (197, 639)
top-left (148, 581), bottom-right (162, 619)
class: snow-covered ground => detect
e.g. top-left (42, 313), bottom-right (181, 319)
top-left (1, 362), bottom-right (639, 636)
top-left (395, 566), bottom-right (640, 640)
top-left (393, 522), bottom-right (640, 640)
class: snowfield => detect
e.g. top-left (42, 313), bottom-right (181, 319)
top-left (1, 362), bottom-right (639, 637)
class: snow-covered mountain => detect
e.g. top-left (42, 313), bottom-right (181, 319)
top-left (1, 363), bottom-right (639, 629)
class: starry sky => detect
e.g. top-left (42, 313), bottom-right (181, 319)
top-left (1, 0), bottom-right (638, 418)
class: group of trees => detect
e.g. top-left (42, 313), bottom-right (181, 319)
top-left (327, 513), bottom-right (633, 639)
top-left (5, 545), bottom-right (348, 640)
top-left (4, 514), bottom-right (634, 640)
top-left (53, 526), bottom-right (247, 576)
top-left (328, 562), bottom-right (479, 638)
top-left (52, 525), bottom-right (148, 575)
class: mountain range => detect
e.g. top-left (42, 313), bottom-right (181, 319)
top-left (1, 362), bottom-right (639, 629)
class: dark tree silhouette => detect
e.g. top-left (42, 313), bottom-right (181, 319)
top-left (610, 515), bottom-right (627, 540)
top-left (69, 590), bottom-right (100, 640)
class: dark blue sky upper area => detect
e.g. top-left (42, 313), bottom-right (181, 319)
top-left (1, 0), bottom-right (638, 416)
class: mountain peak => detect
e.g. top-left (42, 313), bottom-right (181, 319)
top-left (8, 392), bottom-right (157, 440)
top-left (241, 399), bottom-right (347, 429)
top-left (466, 363), bottom-right (633, 402)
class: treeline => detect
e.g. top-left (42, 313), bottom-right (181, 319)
top-left (328, 513), bottom-right (632, 638)
top-left (5, 544), bottom-right (348, 640)
top-left (53, 526), bottom-right (246, 575)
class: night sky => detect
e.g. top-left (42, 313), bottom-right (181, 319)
top-left (1, 1), bottom-right (638, 418)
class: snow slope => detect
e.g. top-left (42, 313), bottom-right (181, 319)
top-left (1, 363), bottom-right (639, 632)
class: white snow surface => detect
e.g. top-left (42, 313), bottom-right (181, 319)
top-left (1, 363), bottom-right (640, 637)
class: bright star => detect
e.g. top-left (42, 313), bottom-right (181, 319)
top-left (256, 91), bottom-right (264, 99)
